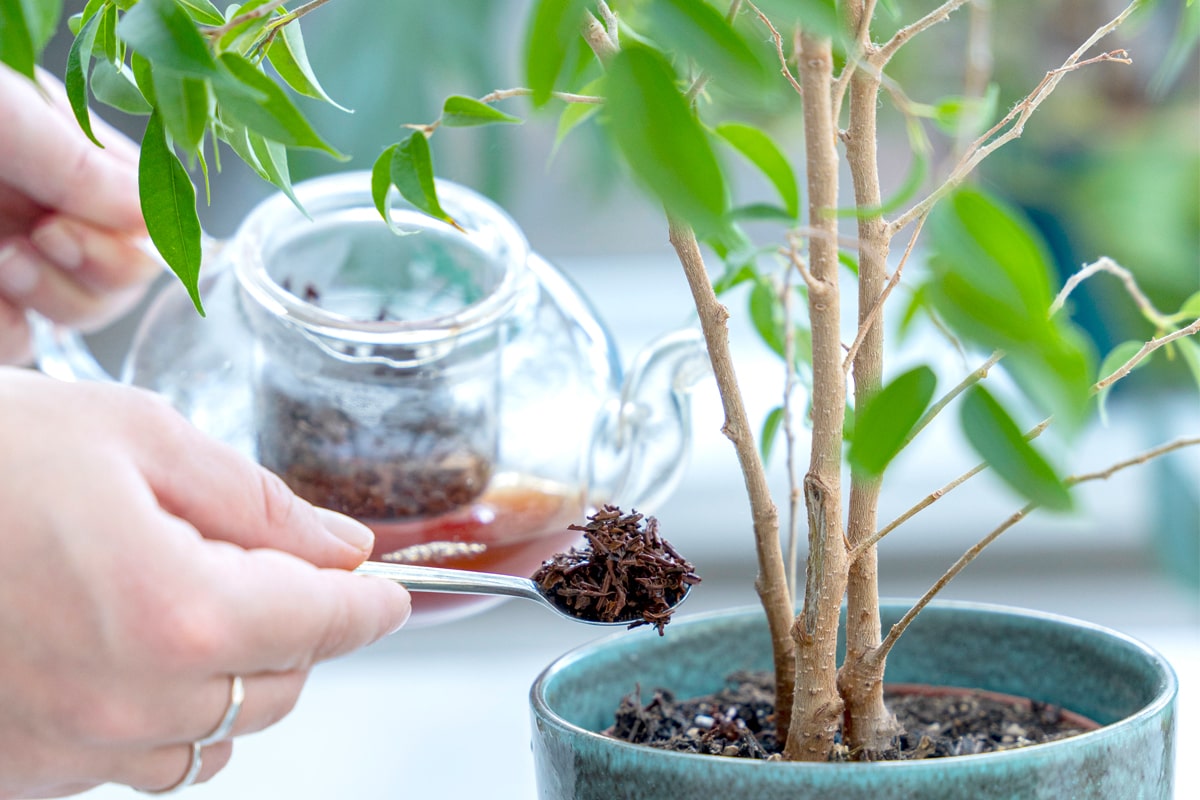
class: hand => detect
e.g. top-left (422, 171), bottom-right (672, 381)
top-left (0, 64), bottom-right (161, 365)
top-left (0, 369), bottom-right (411, 798)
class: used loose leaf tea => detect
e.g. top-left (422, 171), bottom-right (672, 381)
top-left (532, 506), bottom-right (700, 634)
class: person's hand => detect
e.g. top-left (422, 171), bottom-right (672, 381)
top-left (0, 369), bottom-right (411, 798)
top-left (0, 64), bottom-right (161, 365)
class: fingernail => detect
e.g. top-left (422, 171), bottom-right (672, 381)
top-left (387, 594), bottom-right (413, 635)
top-left (315, 508), bottom-right (375, 554)
top-left (31, 221), bottom-right (84, 270)
top-left (0, 245), bottom-right (39, 297)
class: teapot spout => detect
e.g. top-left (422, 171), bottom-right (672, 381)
top-left (588, 328), bottom-right (710, 514)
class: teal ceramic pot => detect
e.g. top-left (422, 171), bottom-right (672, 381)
top-left (530, 602), bottom-right (1177, 799)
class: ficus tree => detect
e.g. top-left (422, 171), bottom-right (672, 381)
top-left (5, 0), bottom-right (1198, 762)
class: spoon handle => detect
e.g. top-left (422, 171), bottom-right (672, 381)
top-left (354, 561), bottom-right (544, 602)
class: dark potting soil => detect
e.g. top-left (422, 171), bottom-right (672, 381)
top-left (607, 671), bottom-right (1092, 761)
top-left (531, 506), bottom-right (701, 634)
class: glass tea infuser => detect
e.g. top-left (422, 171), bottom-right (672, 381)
top-left (34, 172), bottom-right (709, 626)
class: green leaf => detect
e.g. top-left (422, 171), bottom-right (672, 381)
top-left (716, 123), bottom-right (799, 218)
top-left (441, 95), bottom-right (523, 127)
top-left (606, 46), bottom-right (728, 234)
top-left (838, 250), bottom-right (860, 277)
top-left (90, 58), bottom-right (153, 114)
top-left (65, 13), bottom-right (101, 147)
top-left (97, 2), bottom-right (118, 65)
top-left (749, 277), bottom-right (785, 358)
top-left (248, 133), bottom-right (305, 213)
top-left (153, 73), bottom-right (210, 155)
top-left (130, 50), bottom-right (157, 105)
top-left (553, 77), bottom-right (603, 150)
top-left (1177, 338), bottom-right (1200, 394)
top-left (960, 387), bottom-right (1072, 511)
top-left (748, 276), bottom-right (810, 367)
top-left (926, 188), bottom-right (1094, 431)
top-left (848, 366), bottom-right (938, 477)
top-left (1096, 340), bottom-right (1150, 424)
top-left (1175, 290), bottom-right (1200, 321)
top-left (139, 110), bottom-right (204, 315)
top-left (215, 119), bottom-right (268, 181)
top-left (524, 0), bottom-right (588, 106)
top-left (118, 0), bottom-right (219, 77)
top-left (213, 53), bottom-right (342, 156)
top-left (712, 261), bottom-right (757, 295)
top-left (371, 143), bottom-right (397, 221)
top-left (931, 84), bottom-right (1000, 138)
top-left (388, 132), bottom-right (458, 228)
top-left (19, 0), bottom-right (61, 53)
top-left (642, 0), bottom-right (766, 88)
top-left (0, 0), bottom-right (36, 79)
top-left (266, 19), bottom-right (351, 111)
top-left (760, 406), bottom-right (784, 463)
top-left (178, 0), bottom-right (225, 26)
top-left (728, 203), bottom-right (794, 223)
top-left (216, 0), bottom-right (276, 51)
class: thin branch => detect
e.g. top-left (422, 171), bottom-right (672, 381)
top-left (270, 0), bottom-right (335, 28)
top-left (597, 0), bottom-right (619, 41)
top-left (877, 434), bottom-right (1200, 658)
top-left (782, 259), bottom-right (804, 599)
top-left (747, 2), bottom-right (804, 96)
top-left (904, 348), bottom-right (1004, 447)
top-left (876, 0), bottom-right (972, 66)
top-left (1069, 436), bottom-right (1200, 484)
top-left (888, 1), bottom-right (1138, 236)
top-left (1052, 256), bottom-right (1170, 325)
top-left (860, 310), bottom-right (1200, 560)
top-left (855, 414), bottom-right (1048, 560)
top-left (203, 5), bottom-right (278, 39)
top-left (841, 212), bottom-right (928, 374)
top-left (830, 0), bottom-right (879, 124)
top-left (407, 88), bottom-right (603, 135)
top-left (1095, 318), bottom-right (1200, 392)
top-left (583, 10), bottom-right (619, 64)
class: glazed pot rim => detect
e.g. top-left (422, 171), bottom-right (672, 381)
top-left (529, 599), bottom-right (1179, 770)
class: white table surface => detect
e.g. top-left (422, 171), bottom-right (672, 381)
top-left (68, 570), bottom-right (1198, 800)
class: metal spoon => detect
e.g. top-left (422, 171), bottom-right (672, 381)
top-left (353, 560), bottom-right (691, 626)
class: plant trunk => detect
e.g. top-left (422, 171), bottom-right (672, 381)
top-left (839, 10), bottom-right (902, 755)
top-left (783, 30), bottom-right (850, 763)
top-left (666, 219), bottom-right (797, 740)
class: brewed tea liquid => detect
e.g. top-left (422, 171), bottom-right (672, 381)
top-left (366, 474), bottom-right (587, 626)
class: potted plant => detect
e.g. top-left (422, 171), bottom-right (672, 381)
top-left (380, 2), bottom-right (1197, 796)
top-left (8, 0), bottom-right (1196, 797)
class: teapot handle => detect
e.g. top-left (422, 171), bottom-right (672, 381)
top-left (587, 328), bottom-right (711, 515)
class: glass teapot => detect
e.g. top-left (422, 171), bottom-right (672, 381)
top-left (33, 171), bottom-right (709, 626)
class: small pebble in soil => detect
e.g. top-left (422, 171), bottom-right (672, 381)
top-left (531, 505), bottom-right (700, 634)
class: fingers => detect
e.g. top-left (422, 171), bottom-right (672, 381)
top-left (0, 64), bottom-right (144, 233)
top-left (120, 741), bottom-right (233, 794)
top-left (30, 216), bottom-right (162, 294)
top-left (0, 240), bottom-right (146, 331)
top-left (0, 295), bottom-right (31, 365)
top-left (126, 399), bottom-right (377, 569)
top-left (204, 546), bottom-right (411, 673)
